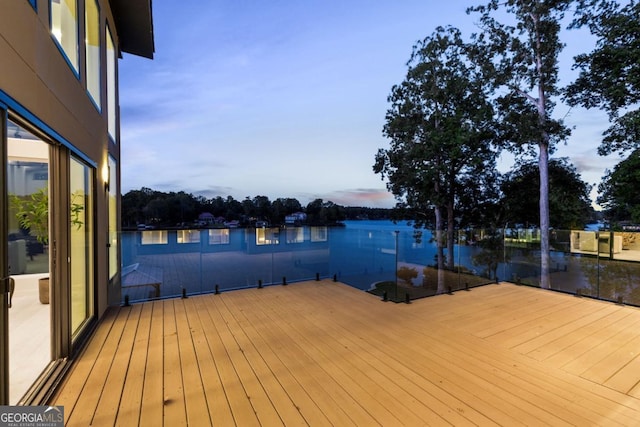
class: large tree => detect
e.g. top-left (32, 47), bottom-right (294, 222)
top-left (467, 0), bottom-right (572, 288)
top-left (566, 0), bottom-right (640, 155)
top-left (374, 26), bottom-right (496, 278)
top-left (597, 150), bottom-right (640, 224)
top-left (501, 158), bottom-right (593, 229)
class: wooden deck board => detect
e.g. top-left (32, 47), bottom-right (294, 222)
top-left (287, 285), bottom-right (586, 426)
top-left (63, 307), bottom-right (131, 426)
top-left (50, 281), bottom-right (640, 426)
top-left (220, 293), bottom-right (361, 427)
top-left (52, 308), bottom-right (119, 413)
top-left (527, 306), bottom-right (634, 362)
top-left (510, 302), bottom-right (617, 354)
top-left (196, 295), bottom-right (263, 426)
top-left (199, 294), bottom-right (333, 427)
top-left (225, 289), bottom-right (411, 426)
top-left (244, 287), bottom-right (494, 426)
top-left (136, 301), bottom-right (164, 427)
top-left (561, 313), bottom-right (640, 377)
top-left (206, 297), bottom-right (310, 426)
top-left (162, 300), bottom-right (188, 426)
top-left (182, 297), bottom-right (238, 427)
top-left (91, 304), bottom-right (142, 425)
top-left (114, 302), bottom-right (152, 426)
top-left (206, 296), bottom-right (287, 426)
top-left (173, 298), bottom-right (212, 426)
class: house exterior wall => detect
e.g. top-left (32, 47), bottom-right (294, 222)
top-left (1, 0), bottom-right (152, 404)
top-left (0, 0), bottom-right (121, 319)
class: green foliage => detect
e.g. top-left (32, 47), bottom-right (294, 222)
top-left (470, 230), bottom-right (505, 280)
top-left (121, 188), bottom-right (353, 227)
top-left (10, 188), bottom-right (86, 245)
top-left (501, 158), bottom-right (593, 228)
top-left (375, 25), bottom-right (498, 272)
top-left (375, 26), bottom-right (497, 225)
top-left (305, 199), bottom-right (346, 225)
top-left (397, 266), bottom-right (418, 285)
top-left (566, 0), bottom-right (640, 155)
top-left (10, 187), bottom-right (49, 244)
top-left (597, 149), bottom-right (640, 223)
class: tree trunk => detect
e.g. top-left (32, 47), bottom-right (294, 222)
top-left (539, 143), bottom-right (550, 288)
top-left (447, 199), bottom-right (455, 270)
top-left (434, 206), bottom-right (446, 293)
top-left (532, 10), bottom-right (551, 289)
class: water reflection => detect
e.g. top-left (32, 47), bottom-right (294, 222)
top-left (120, 221), bottom-right (640, 306)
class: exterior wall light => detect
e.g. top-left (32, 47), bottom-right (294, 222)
top-left (102, 162), bottom-right (110, 191)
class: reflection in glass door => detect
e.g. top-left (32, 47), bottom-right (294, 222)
top-left (6, 120), bottom-right (52, 404)
top-left (69, 157), bottom-right (93, 338)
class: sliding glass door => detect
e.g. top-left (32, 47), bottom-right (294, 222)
top-left (4, 119), bottom-right (52, 404)
top-left (69, 156), bottom-right (94, 338)
top-left (2, 113), bottom-right (97, 404)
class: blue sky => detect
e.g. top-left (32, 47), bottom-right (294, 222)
top-left (118, 1), bottom-right (621, 209)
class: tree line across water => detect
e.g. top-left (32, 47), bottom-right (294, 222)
top-left (122, 157), bottom-right (601, 230)
top-left (121, 188), bottom-right (390, 228)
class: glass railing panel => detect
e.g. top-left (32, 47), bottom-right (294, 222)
top-left (271, 227), bottom-right (331, 284)
top-left (612, 231), bottom-right (640, 262)
top-left (118, 225), bottom-right (640, 307)
top-left (121, 227), bottom-right (335, 303)
top-left (464, 228), bottom-right (503, 287)
top-left (333, 227), bottom-right (396, 295)
top-left (503, 227), bottom-right (542, 287)
top-left (569, 230), bottom-right (611, 259)
top-left (591, 258), bottom-right (640, 305)
top-left (392, 228), bottom-right (437, 302)
top-left (547, 229), bottom-right (573, 292)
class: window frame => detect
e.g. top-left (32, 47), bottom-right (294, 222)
top-left (106, 23), bottom-right (117, 143)
top-left (177, 229), bottom-right (201, 244)
top-left (208, 229), bottom-right (230, 245)
top-left (84, 0), bottom-right (101, 111)
top-left (256, 227), bottom-right (280, 246)
top-left (141, 230), bottom-right (168, 245)
top-left (49, 0), bottom-right (80, 77)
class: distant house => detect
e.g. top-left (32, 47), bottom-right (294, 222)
top-left (198, 212), bottom-right (215, 225)
top-left (285, 212), bottom-right (308, 225)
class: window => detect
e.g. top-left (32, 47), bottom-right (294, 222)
top-left (106, 24), bottom-right (116, 141)
top-left (209, 229), bottom-right (230, 245)
top-left (85, 0), bottom-right (100, 108)
top-left (50, 0), bottom-right (79, 73)
top-left (311, 227), bottom-right (328, 242)
top-left (177, 230), bottom-right (200, 244)
top-left (141, 230), bottom-right (167, 245)
top-left (286, 227), bottom-right (304, 244)
top-left (256, 228), bottom-right (279, 245)
top-left (28, 0), bottom-right (37, 9)
top-left (107, 156), bottom-right (117, 279)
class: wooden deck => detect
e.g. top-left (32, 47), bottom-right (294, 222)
top-left (50, 281), bottom-right (640, 426)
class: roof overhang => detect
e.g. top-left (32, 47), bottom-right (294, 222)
top-left (109, 0), bottom-right (155, 59)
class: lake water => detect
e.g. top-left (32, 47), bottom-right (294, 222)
top-left (121, 220), bottom-right (498, 300)
top-left (120, 220), bottom-right (640, 306)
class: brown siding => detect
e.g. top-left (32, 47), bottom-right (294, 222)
top-left (0, 0), bottom-right (122, 317)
